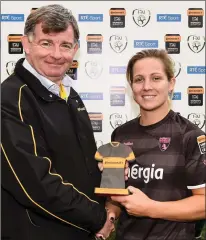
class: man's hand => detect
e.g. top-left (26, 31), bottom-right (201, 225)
top-left (98, 161), bottom-right (129, 181)
top-left (111, 186), bottom-right (154, 217)
top-left (95, 210), bottom-right (115, 239)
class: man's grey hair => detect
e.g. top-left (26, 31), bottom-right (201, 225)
top-left (24, 4), bottom-right (79, 43)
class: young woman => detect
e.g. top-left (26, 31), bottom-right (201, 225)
top-left (108, 49), bottom-right (205, 240)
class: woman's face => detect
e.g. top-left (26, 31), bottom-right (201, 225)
top-left (131, 57), bottom-right (175, 112)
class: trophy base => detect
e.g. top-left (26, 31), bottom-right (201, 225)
top-left (95, 187), bottom-right (129, 195)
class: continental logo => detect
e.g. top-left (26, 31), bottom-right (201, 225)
top-left (187, 87), bottom-right (204, 94)
top-left (110, 86), bottom-right (126, 93)
top-left (86, 34), bottom-right (103, 42)
top-left (89, 112), bottom-right (103, 132)
top-left (8, 34), bottom-right (22, 42)
top-left (197, 135), bottom-right (206, 144)
top-left (197, 135), bottom-right (206, 154)
top-left (88, 113), bottom-right (103, 120)
top-left (187, 9), bottom-right (204, 16)
top-left (109, 9), bottom-right (126, 16)
top-left (165, 35), bottom-right (181, 42)
top-left (71, 60), bottom-right (78, 68)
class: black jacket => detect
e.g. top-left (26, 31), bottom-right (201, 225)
top-left (1, 58), bottom-right (106, 240)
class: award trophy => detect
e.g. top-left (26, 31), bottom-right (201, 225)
top-left (94, 142), bottom-right (135, 195)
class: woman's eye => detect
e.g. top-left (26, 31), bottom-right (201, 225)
top-left (134, 78), bottom-right (143, 83)
top-left (153, 77), bottom-right (160, 81)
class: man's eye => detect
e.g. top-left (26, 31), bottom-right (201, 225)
top-left (41, 42), bottom-right (51, 47)
top-left (62, 44), bottom-right (73, 49)
top-left (153, 77), bottom-right (160, 81)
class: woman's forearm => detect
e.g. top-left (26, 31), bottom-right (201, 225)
top-left (149, 195), bottom-right (205, 221)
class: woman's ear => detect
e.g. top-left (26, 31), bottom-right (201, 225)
top-left (169, 77), bottom-right (176, 93)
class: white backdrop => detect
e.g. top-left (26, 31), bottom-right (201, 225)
top-left (1, 1), bottom-right (205, 146)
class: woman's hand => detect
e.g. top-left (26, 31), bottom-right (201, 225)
top-left (111, 186), bottom-right (154, 217)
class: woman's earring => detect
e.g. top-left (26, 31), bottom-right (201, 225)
top-left (168, 91), bottom-right (173, 99)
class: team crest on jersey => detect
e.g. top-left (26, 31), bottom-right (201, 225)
top-left (124, 142), bottom-right (133, 146)
top-left (197, 135), bottom-right (206, 155)
top-left (159, 137), bottom-right (171, 151)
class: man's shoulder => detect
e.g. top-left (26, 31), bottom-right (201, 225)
top-left (1, 74), bottom-right (25, 102)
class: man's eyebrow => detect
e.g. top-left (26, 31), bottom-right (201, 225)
top-left (38, 39), bottom-right (53, 42)
top-left (61, 41), bottom-right (73, 45)
top-left (38, 39), bottom-right (73, 45)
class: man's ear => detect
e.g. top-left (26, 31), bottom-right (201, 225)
top-left (73, 42), bottom-right (79, 55)
top-left (21, 35), bottom-right (31, 54)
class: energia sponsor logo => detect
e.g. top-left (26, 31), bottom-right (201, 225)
top-left (128, 163), bottom-right (164, 183)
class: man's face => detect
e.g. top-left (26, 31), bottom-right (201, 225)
top-left (23, 22), bottom-right (78, 82)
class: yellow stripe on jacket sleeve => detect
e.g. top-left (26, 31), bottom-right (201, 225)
top-left (18, 84), bottom-right (99, 204)
top-left (1, 143), bottom-right (89, 233)
top-left (13, 84), bottom-right (102, 230)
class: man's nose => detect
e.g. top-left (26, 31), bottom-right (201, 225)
top-left (50, 46), bottom-right (62, 59)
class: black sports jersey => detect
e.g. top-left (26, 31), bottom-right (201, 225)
top-left (112, 110), bottom-right (206, 240)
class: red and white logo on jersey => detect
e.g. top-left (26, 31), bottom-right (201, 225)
top-left (159, 137), bottom-right (171, 151)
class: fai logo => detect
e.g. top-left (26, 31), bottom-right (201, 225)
top-left (171, 59), bottom-right (181, 78)
top-left (187, 113), bottom-right (205, 130)
top-left (187, 35), bottom-right (205, 53)
top-left (159, 137), bottom-right (171, 151)
top-left (85, 60), bottom-right (103, 79)
top-left (110, 113), bottom-right (127, 129)
top-left (133, 8), bottom-right (151, 27)
top-left (6, 61), bottom-right (16, 75)
top-left (109, 35), bottom-right (128, 53)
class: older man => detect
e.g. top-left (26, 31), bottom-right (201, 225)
top-left (1, 4), bottom-right (114, 240)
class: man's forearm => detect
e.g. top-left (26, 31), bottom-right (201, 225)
top-left (149, 195), bottom-right (205, 221)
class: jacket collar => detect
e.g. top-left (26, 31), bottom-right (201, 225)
top-left (14, 58), bottom-right (78, 101)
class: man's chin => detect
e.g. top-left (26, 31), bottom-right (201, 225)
top-left (45, 71), bottom-right (65, 78)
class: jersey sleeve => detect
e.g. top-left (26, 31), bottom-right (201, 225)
top-left (126, 150), bottom-right (136, 162)
top-left (184, 129), bottom-right (206, 190)
top-left (94, 145), bottom-right (105, 161)
top-left (123, 144), bottom-right (136, 162)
